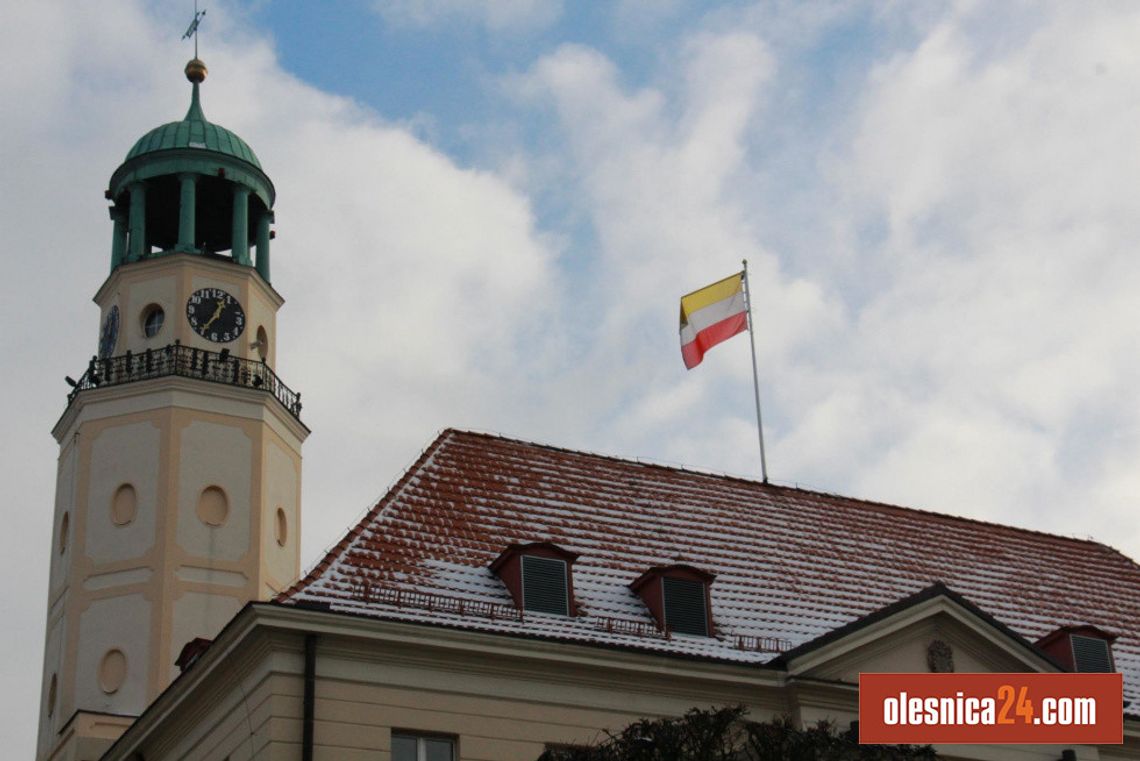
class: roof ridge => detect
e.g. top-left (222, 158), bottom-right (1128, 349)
top-left (439, 428), bottom-right (1127, 558)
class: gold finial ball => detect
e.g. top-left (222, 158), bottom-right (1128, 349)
top-left (185, 58), bottom-right (208, 84)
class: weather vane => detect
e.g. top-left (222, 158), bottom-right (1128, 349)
top-left (182, 1), bottom-right (207, 59)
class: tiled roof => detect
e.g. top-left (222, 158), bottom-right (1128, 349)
top-left (281, 429), bottom-right (1140, 704)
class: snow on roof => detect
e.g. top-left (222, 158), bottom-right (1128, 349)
top-left (281, 428), bottom-right (1140, 703)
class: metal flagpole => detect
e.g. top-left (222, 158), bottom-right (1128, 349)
top-left (741, 259), bottom-right (769, 483)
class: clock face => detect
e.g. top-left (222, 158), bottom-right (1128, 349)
top-left (99, 306), bottom-right (119, 358)
top-left (186, 288), bottom-right (246, 343)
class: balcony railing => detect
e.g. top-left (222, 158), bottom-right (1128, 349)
top-left (67, 342), bottom-right (302, 421)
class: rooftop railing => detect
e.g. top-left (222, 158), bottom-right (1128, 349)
top-left (346, 579), bottom-right (525, 622)
top-left (67, 342), bottom-right (302, 421)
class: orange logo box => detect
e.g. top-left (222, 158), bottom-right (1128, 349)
top-left (858, 673), bottom-right (1123, 745)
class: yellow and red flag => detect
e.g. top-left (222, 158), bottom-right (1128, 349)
top-left (679, 272), bottom-right (747, 369)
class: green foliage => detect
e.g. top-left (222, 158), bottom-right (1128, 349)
top-left (537, 706), bottom-right (938, 761)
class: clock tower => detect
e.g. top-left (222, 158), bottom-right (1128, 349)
top-left (37, 59), bottom-right (308, 761)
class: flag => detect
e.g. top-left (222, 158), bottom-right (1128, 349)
top-left (679, 272), bottom-right (747, 369)
top-left (183, 9), bottom-right (206, 40)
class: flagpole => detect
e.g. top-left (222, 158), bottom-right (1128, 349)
top-left (741, 259), bottom-right (769, 483)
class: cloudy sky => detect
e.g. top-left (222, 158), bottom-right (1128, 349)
top-left (4, 0), bottom-right (1140, 754)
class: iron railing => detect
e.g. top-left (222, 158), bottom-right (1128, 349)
top-left (733, 634), bottom-right (791, 653)
top-left (347, 579), bottom-right (525, 622)
top-left (593, 615), bottom-right (670, 640)
top-left (67, 342), bottom-right (302, 420)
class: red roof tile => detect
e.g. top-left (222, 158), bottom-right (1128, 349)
top-left (282, 429), bottom-right (1140, 701)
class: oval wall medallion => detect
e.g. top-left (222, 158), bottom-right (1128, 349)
top-left (111, 483), bottom-right (137, 526)
top-left (197, 485), bottom-right (229, 527)
top-left (99, 649), bottom-right (127, 694)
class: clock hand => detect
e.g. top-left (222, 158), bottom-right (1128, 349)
top-left (201, 301), bottom-right (226, 330)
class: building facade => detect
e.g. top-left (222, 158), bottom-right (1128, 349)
top-left (37, 58), bottom-right (308, 761)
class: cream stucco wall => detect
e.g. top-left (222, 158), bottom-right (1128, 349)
top-left (106, 272), bottom-right (177, 356)
top-left (169, 592), bottom-right (245, 683)
top-left (86, 421), bottom-right (160, 564)
top-left (75, 594), bottom-right (151, 716)
top-left (37, 610), bottom-right (66, 754)
top-left (177, 420), bottom-right (253, 562)
top-left (263, 440), bottom-right (299, 590)
top-left (49, 444), bottom-right (77, 599)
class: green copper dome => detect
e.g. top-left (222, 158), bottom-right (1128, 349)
top-left (106, 60), bottom-right (276, 278)
top-left (109, 61), bottom-right (274, 212)
top-left (124, 83), bottom-right (261, 168)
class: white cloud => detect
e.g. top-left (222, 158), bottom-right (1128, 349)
top-left (511, 33), bottom-right (838, 475)
top-left (798, 2), bottom-right (1140, 544)
top-left (373, 0), bottom-right (563, 31)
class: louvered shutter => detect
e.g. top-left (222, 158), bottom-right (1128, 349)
top-left (662, 577), bottom-right (708, 636)
top-left (1071, 635), bottom-right (1113, 672)
top-left (521, 556), bottom-right (569, 615)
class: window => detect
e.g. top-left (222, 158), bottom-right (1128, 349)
top-left (663, 576), bottom-right (709, 636)
top-left (490, 542), bottom-right (579, 614)
top-left (1035, 625), bottom-right (1116, 673)
top-left (392, 734), bottom-right (454, 761)
top-left (629, 564), bottom-right (715, 637)
top-left (197, 485), bottom-right (229, 526)
top-left (1072, 635), bottom-right (1114, 672)
top-left (142, 304), bottom-right (165, 338)
top-left (98, 648), bottom-right (127, 693)
top-left (522, 555), bottom-right (569, 615)
top-left (111, 483), bottom-right (137, 525)
top-left (275, 506), bottom-right (288, 547)
top-left (255, 325), bottom-right (269, 361)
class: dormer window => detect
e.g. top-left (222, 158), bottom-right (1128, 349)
top-left (1036, 625), bottom-right (1117, 673)
top-left (490, 543), bottom-right (579, 616)
top-left (630, 564), bottom-right (715, 637)
top-left (522, 555), bottom-right (569, 615)
top-left (1071, 634), bottom-right (1114, 672)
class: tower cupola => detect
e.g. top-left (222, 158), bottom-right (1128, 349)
top-left (106, 59), bottom-right (275, 281)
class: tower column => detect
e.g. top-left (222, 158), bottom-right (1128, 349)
top-left (255, 210), bottom-right (272, 282)
top-left (110, 206), bottom-right (127, 271)
top-left (128, 181), bottom-right (147, 262)
top-left (177, 173), bottom-right (198, 252)
top-left (231, 185), bottom-right (250, 265)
